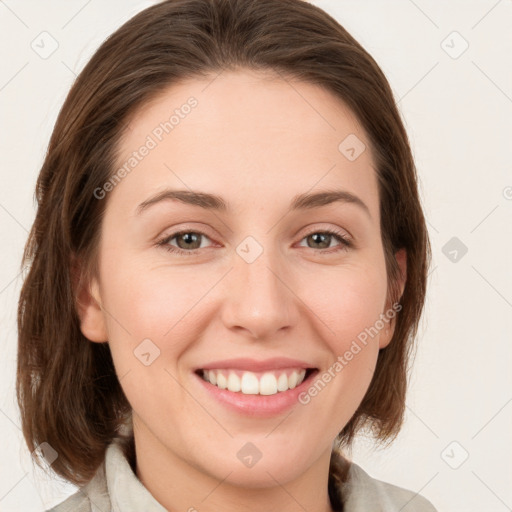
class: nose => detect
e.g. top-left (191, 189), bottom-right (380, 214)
top-left (220, 243), bottom-right (300, 340)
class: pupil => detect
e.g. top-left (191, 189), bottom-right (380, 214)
top-left (310, 233), bottom-right (329, 249)
top-left (180, 232), bottom-right (199, 249)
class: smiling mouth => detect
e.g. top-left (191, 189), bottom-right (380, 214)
top-left (195, 368), bottom-right (317, 396)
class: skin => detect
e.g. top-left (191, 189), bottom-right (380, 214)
top-left (77, 69), bottom-right (406, 512)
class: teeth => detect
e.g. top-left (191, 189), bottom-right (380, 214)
top-left (216, 371), bottom-right (227, 389)
top-left (201, 369), bottom-right (308, 395)
top-left (228, 372), bottom-right (241, 392)
top-left (277, 373), bottom-right (288, 391)
top-left (241, 372), bottom-right (259, 394)
top-left (260, 372), bottom-right (277, 395)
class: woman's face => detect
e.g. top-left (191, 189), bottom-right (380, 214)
top-left (79, 69), bottom-right (405, 487)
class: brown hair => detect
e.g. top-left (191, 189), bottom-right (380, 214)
top-left (17, 0), bottom-right (431, 486)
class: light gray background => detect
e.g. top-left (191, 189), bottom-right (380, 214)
top-left (1, 1), bottom-right (511, 510)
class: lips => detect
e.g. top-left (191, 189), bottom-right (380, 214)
top-left (193, 361), bottom-right (319, 417)
top-left (196, 357), bottom-right (316, 372)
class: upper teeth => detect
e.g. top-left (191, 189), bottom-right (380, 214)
top-left (201, 369), bottom-right (307, 395)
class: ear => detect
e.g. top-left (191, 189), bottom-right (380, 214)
top-left (71, 254), bottom-right (108, 343)
top-left (378, 248), bottom-right (407, 349)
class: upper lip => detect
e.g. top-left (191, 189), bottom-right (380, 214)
top-left (196, 357), bottom-right (317, 372)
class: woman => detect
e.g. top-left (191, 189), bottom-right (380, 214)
top-left (17, 0), bottom-right (436, 510)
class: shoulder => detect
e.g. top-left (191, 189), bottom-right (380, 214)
top-left (45, 461), bottom-right (110, 512)
top-left (45, 490), bottom-right (91, 512)
top-left (341, 462), bottom-right (438, 511)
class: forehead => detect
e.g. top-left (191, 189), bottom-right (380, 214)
top-left (111, 69), bottom-right (379, 219)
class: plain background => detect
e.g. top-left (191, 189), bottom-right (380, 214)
top-left (1, 0), bottom-right (511, 510)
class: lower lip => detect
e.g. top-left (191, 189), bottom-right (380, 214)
top-left (193, 370), bottom-right (319, 418)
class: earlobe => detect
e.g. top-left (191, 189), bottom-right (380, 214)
top-left (72, 255), bottom-right (108, 343)
top-left (379, 248), bottom-right (407, 349)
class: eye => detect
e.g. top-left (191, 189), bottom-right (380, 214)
top-left (156, 228), bottom-right (352, 256)
top-left (156, 230), bottom-right (214, 256)
top-left (298, 228), bottom-right (352, 254)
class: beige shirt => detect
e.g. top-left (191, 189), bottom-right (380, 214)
top-left (47, 439), bottom-right (438, 512)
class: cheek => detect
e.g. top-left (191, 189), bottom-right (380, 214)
top-left (102, 267), bottom-right (199, 340)
top-left (297, 267), bottom-right (387, 418)
top-left (292, 270), bottom-right (386, 442)
top-left (305, 264), bottom-right (388, 350)
top-left (100, 269), bottom-right (201, 416)
top-left (99, 259), bottom-right (217, 379)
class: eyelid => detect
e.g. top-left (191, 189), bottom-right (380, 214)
top-left (296, 222), bottom-right (352, 241)
top-left (155, 223), bottom-right (217, 242)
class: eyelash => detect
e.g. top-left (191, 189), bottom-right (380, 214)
top-left (155, 228), bottom-right (352, 256)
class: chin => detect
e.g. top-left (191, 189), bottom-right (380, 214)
top-left (219, 464), bottom-right (305, 489)
top-left (196, 449), bottom-right (312, 489)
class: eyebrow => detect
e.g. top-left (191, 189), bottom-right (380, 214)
top-left (136, 188), bottom-right (371, 219)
